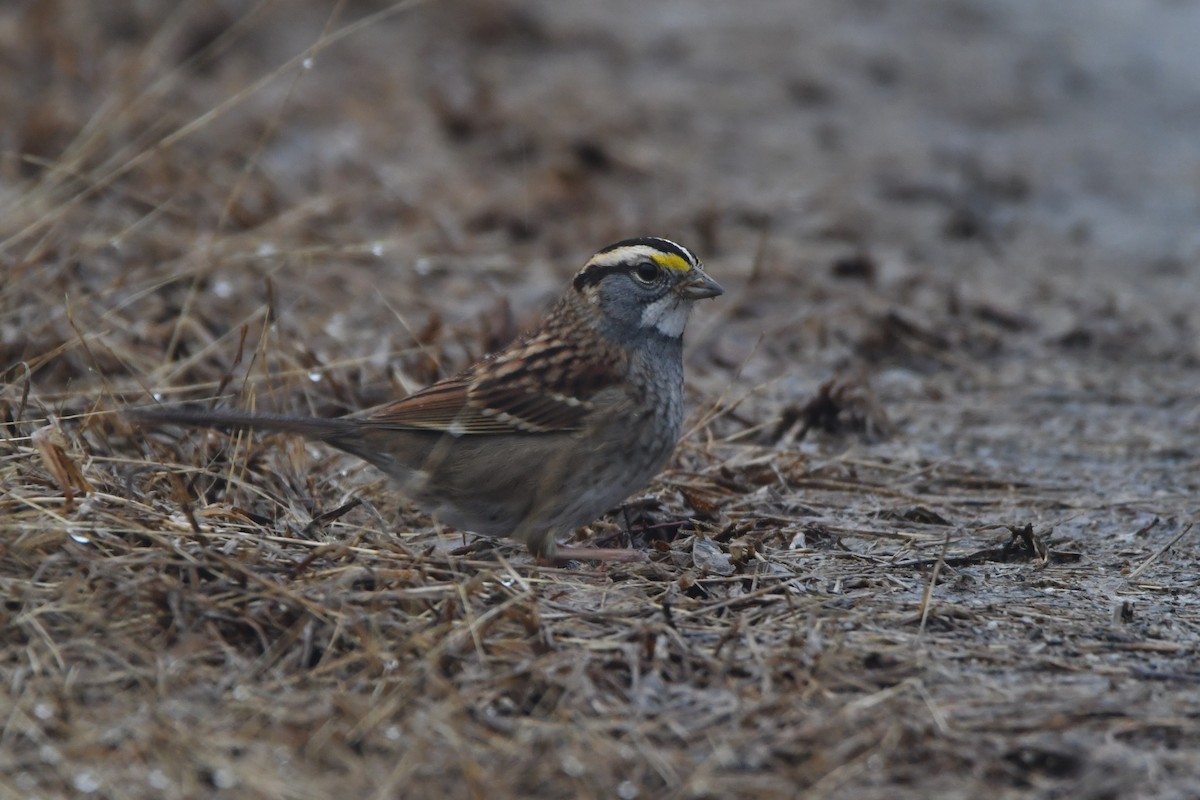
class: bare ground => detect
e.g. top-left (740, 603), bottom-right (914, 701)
top-left (2, 1), bottom-right (1199, 798)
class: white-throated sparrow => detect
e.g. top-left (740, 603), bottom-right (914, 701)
top-left (129, 237), bottom-right (722, 560)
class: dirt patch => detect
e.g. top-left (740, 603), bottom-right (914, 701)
top-left (3, 2), bottom-right (1199, 798)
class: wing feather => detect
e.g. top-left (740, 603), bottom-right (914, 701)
top-left (361, 330), bottom-right (625, 435)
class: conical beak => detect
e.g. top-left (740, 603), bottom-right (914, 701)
top-left (677, 269), bottom-right (724, 300)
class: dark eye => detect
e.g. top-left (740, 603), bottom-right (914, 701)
top-left (631, 262), bottom-right (660, 285)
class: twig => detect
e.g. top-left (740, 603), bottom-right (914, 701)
top-left (1127, 522), bottom-right (1195, 581)
top-left (917, 531), bottom-right (952, 641)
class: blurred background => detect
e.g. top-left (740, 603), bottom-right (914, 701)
top-left (4, 0), bottom-right (1199, 397)
top-left (3, 2), bottom-right (1200, 798)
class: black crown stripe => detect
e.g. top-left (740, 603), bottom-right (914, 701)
top-left (595, 237), bottom-right (695, 265)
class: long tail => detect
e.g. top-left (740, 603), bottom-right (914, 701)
top-left (125, 405), bottom-right (358, 441)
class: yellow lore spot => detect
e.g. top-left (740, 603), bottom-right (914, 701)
top-left (650, 252), bottom-right (692, 273)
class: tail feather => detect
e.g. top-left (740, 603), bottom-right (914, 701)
top-left (126, 405), bottom-right (357, 441)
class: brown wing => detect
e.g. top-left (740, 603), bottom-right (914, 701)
top-left (363, 331), bottom-right (626, 435)
top-left (361, 373), bottom-right (512, 434)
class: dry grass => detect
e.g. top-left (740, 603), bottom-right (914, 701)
top-left (4, 2), bottom-right (1200, 799)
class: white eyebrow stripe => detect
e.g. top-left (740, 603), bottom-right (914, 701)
top-left (586, 244), bottom-right (696, 270)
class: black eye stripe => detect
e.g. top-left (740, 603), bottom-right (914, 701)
top-left (573, 260), bottom-right (672, 291)
top-left (573, 263), bottom-right (626, 291)
top-left (574, 262), bottom-right (669, 291)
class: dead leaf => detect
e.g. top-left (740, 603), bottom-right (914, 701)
top-left (32, 424), bottom-right (92, 510)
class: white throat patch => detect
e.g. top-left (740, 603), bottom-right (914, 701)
top-left (640, 294), bottom-right (689, 338)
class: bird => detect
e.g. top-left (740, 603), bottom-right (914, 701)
top-left (128, 237), bottom-right (723, 561)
